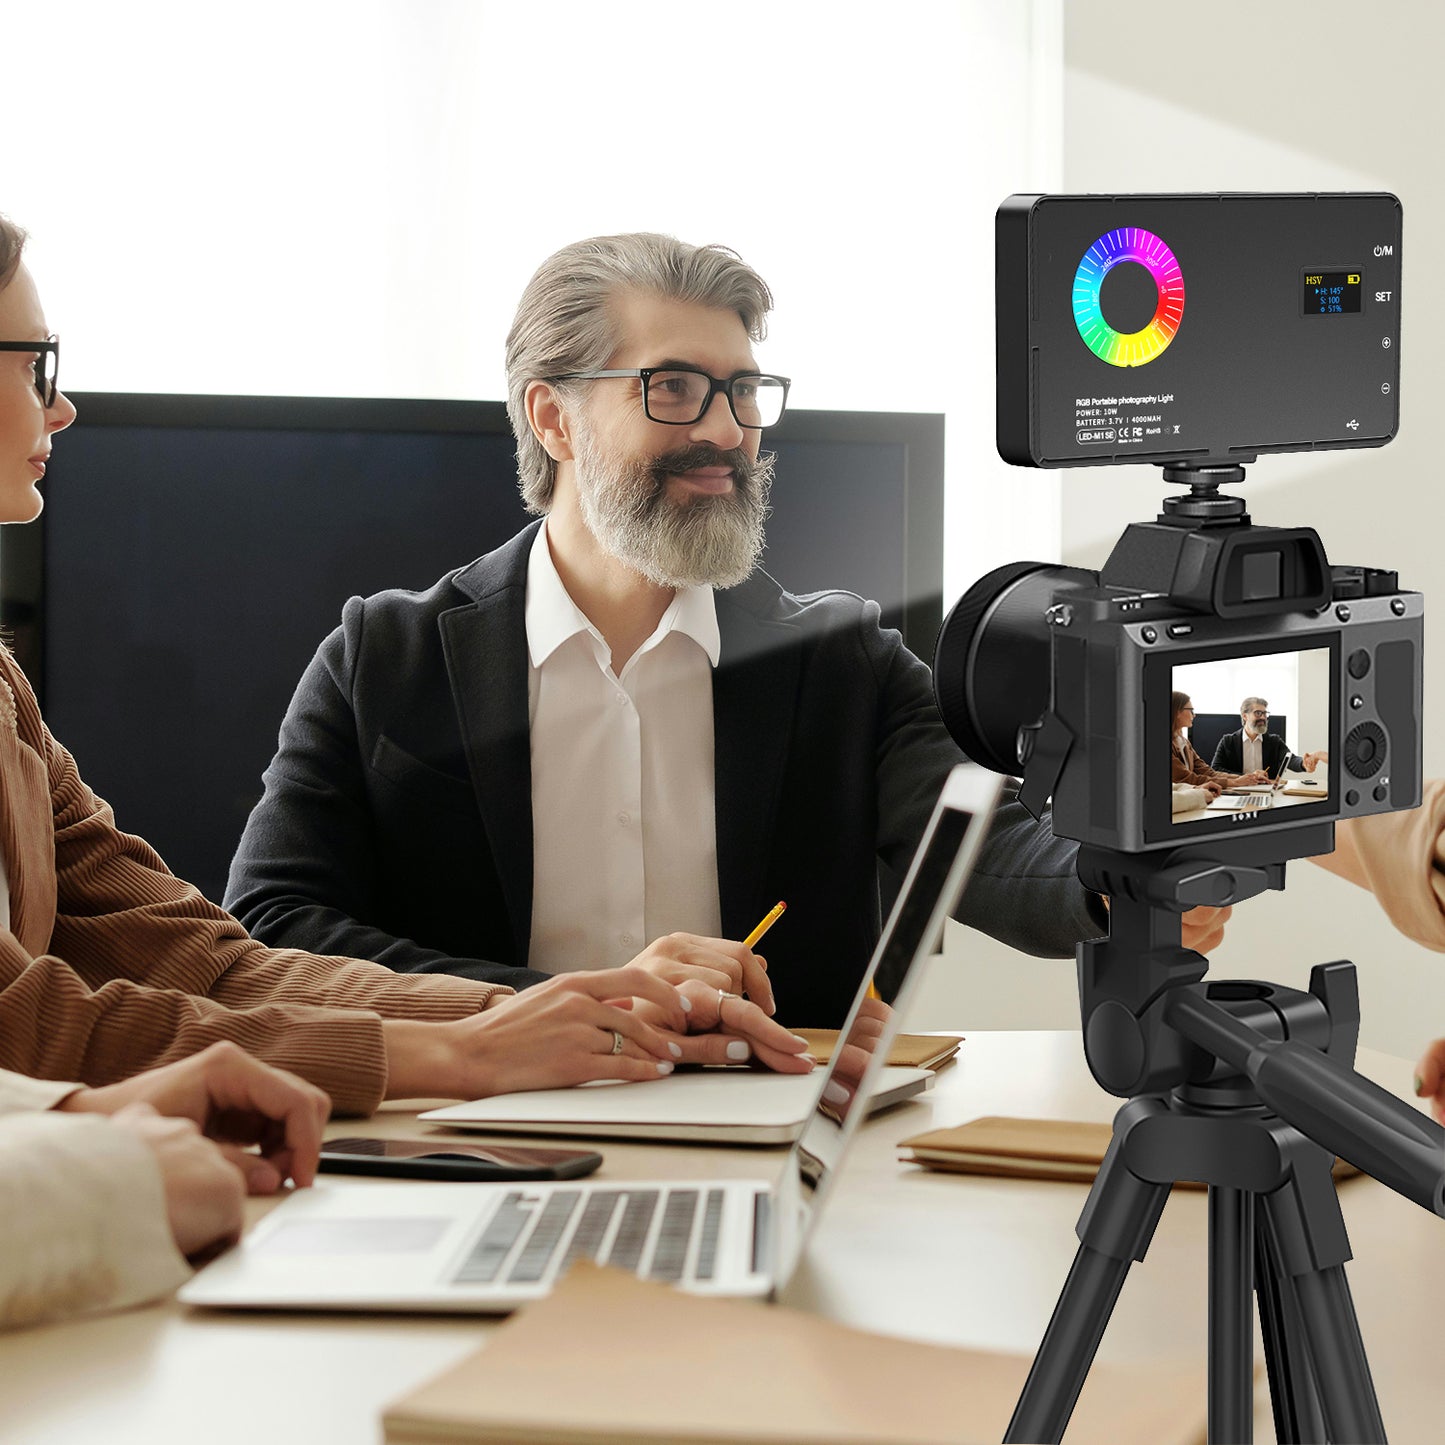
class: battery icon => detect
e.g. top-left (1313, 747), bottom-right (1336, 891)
top-left (1348, 274), bottom-right (1361, 284)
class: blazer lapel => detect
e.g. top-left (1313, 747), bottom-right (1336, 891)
top-left (712, 587), bottom-right (801, 937)
top-left (441, 528), bottom-right (537, 965)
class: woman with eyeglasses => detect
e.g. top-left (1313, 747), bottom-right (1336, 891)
top-left (1170, 690), bottom-right (1270, 794)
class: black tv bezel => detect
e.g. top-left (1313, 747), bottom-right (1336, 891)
top-left (0, 393), bottom-right (947, 696)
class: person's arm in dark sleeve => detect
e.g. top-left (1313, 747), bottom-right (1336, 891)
top-left (223, 603), bottom-right (549, 990)
top-left (869, 617), bottom-right (1106, 960)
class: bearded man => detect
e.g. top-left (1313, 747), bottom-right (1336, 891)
top-left (1210, 697), bottom-right (1324, 779)
top-left (225, 234), bottom-right (1224, 1031)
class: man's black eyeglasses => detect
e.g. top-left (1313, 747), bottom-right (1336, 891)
top-left (548, 367), bottom-right (790, 429)
top-left (0, 335), bottom-right (60, 407)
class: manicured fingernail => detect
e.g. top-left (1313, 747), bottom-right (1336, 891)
top-left (679, 995), bottom-right (692, 1012)
top-left (656, 1061), bottom-right (674, 1075)
top-left (791, 1034), bottom-right (810, 1048)
top-left (822, 1080), bottom-right (849, 1104)
top-left (1415, 1074), bottom-right (1425, 1096)
top-left (668, 1042), bottom-right (682, 1058)
top-left (726, 1041), bottom-right (751, 1062)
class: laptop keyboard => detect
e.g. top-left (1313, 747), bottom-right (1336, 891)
top-left (452, 1186), bottom-right (736, 1288)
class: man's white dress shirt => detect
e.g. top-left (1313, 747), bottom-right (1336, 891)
top-left (1242, 728), bottom-right (1264, 775)
top-left (524, 522), bottom-right (722, 974)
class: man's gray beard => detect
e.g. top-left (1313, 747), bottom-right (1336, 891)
top-left (571, 427), bottom-right (773, 589)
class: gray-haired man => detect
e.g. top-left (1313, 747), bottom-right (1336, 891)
top-left (226, 233), bottom-right (1226, 1050)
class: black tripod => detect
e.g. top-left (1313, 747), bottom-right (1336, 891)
top-left (1004, 845), bottom-right (1445, 1444)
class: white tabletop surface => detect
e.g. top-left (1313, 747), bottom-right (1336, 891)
top-left (1, 1030), bottom-right (1438, 1444)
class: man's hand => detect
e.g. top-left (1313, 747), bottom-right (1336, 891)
top-left (1202, 781), bottom-right (1223, 799)
top-left (1415, 1039), bottom-right (1445, 1126)
top-left (383, 967), bottom-right (690, 1100)
top-left (1101, 897), bottom-right (1231, 955)
top-left (634, 979), bottom-right (815, 1074)
top-left (59, 1041), bottom-right (331, 1192)
top-left (1181, 903), bottom-right (1231, 954)
top-left (1235, 770), bottom-right (1271, 786)
top-left (109, 1104), bottom-right (247, 1260)
top-left (1303, 750), bottom-right (1329, 773)
top-left (626, 932), bottom-right (776, 1015)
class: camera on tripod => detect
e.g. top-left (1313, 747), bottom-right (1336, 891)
top-left (937, 191), bottom-right (1420, 859)
top-left (939, 192), bottom-right (1443, 1445)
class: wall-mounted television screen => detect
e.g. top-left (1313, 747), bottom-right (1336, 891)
top-left (1, 395), bottom-right (944, 902)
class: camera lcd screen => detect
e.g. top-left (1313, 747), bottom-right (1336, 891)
top-left (1170, 648), bottom-right (1332, 828)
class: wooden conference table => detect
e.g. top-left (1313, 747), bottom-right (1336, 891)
top-left (1174, 782), bottom-right (1332, 827)
top-left (1, 1031), bottom-right (1440, 1444)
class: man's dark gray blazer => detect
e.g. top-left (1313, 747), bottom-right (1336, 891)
top-left (1210, 728), bottom-right (1304, 778)
top-left (225, 522), bottom-right (1105, 1027)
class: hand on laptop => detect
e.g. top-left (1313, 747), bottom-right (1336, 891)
top-left (624, 932), bottom-right (776, 1015)
top-left (58, 1040), bottom-right (331, 1192)
top-left (633, 980), bottom-right (815, 1074)
top-left (383, 967), bottom-right (690, 1099)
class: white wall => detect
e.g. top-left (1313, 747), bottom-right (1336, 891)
top-left (911, 1), bottom-right (1445, 1058)
top-left (1, 0), bottom-right (1063, 601)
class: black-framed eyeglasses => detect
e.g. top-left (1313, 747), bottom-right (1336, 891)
top-left (548, 367), bottom-right (790, 429)
top-left (0, 335), bottom-right (60, 407)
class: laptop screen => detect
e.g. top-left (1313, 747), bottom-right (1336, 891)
top-left (776, 764), bottom-right (1003, 1284)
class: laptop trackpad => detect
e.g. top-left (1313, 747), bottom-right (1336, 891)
top-left (256, 1217), bottom-right (451, 1255)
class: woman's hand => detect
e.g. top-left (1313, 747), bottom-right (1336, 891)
top-left (386, 967), bottom-right (690, 1100)
top-left (109, 1104), bottom-right (247, 1260)
top-left (632, 979), bottom-right (815, 1074)
top-left (59, 1041), bottom-right (330, 1192)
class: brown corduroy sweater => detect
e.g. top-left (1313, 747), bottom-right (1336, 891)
top-left (0, 648), bottom-right (499, 1114)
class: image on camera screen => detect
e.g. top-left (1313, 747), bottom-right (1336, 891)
top-left (1169, 649), bottom-right (1331, 825)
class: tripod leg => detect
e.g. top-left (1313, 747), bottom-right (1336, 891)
top-left (1292, 1266), bottom-right (1385, 1444)
top-left (1209, 1186), bottom-right (1255, 1444)
top-left (1259, 1156), bottom-right (1385, 1443)
top-left (1005, 1124), bottom-right (1170, 1444)
top-left (1254, 1211), bottom-right (1326, 1444)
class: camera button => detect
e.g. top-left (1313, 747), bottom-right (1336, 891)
top-left (1346, 789), bottom-right (1360, 806)
top-left (1140, 626), bottom-right (1158, 644)
top-left (1167, 623), bottom-right (1193, 638)
top-left (1348, 649), bottom-right (1371, 680)
top-left (1373, 784), bottom-right (1389, 803)
top-left (1335, 604), bottom-right (1353, 622)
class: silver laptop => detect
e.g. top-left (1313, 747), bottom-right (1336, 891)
top-left (417, 1059), bottom-right (934, 1145)
top-left (180, 764), bottom-right (1002, 1313)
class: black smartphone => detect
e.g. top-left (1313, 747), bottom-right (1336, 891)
top-left (317, 1137), bottom-right (604, 1181)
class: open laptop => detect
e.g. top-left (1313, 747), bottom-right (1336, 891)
top-left (180, 764), bottom-right (1002, 1313)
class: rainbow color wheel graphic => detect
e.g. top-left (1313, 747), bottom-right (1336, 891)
top-left (1072, 228), bottom-right (1185, 367)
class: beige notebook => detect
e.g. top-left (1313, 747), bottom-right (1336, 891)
top-left (382, 1261), bottom-right (1207, 1445)
top-left (794, 1029), bottom-right (963, 1071)
top-left (900, 1116), bottom-right (1361, 1186)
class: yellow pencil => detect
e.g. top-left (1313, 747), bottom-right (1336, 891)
top-left (743, 900), bottom-right (787, 949)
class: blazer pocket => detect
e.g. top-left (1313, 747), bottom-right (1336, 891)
top-left (370, 733), bottom-right (478, 816)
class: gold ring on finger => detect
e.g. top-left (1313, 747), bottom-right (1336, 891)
top-left (610, 1029), bottom-right (625, 1055)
